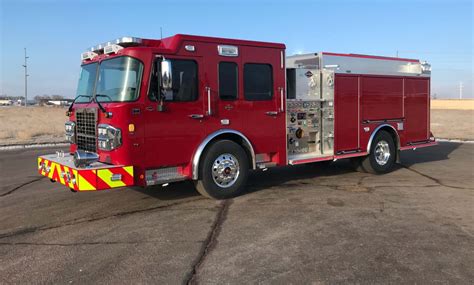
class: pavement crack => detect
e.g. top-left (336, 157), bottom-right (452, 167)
top-left (0, 240), bottom-right (203, 247)
top-left (0, 177), bottom-right (45, 197)
top-left (398, 164), bottom-right (473, 190)
top-left (184, 199), bottom-right (232, 285)
top-left (0, 198), bottom-right (205, 240)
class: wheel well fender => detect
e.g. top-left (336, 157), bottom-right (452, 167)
top-left (367, 124), bottom-right (400, 155)
top-left (192, 129), bottom-right (256, 180)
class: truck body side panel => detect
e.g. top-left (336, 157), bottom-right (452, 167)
top-left (334, 73), bottom-right (431, 154)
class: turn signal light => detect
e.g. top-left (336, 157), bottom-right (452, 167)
top-left (128, 124), bottom-right (135, 133)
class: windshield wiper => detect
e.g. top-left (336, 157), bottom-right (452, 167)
top-left (68, 95), bottom-right (92, 113)
top-left (95, 94), bottom-right (113, 102)
top-left (94, 94), bottom-right (112, 117)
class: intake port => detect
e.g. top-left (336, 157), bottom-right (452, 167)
top-left (295, 128), bottom-right (304, 139)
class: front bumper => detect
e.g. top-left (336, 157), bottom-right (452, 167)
top-left (38, 153), bottom-right (134, 191)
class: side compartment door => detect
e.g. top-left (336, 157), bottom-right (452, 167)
top-left (144, 56), bottom-right (206, 169)
top-left (334, 75), bottom-right (359, 152)
top-left (240, 47), bottom-right (286, 164)
top-left (404, 78), bottom-right (430, 143)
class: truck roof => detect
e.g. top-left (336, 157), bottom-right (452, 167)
top-left (147, 34), bottom-right (286, 51)
top-left (321, 52), bottom-right (419, 63)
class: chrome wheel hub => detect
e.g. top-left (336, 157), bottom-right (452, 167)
top-left (374, 140), bottom-right (391, 166)
top-left (212, 154), bottom-right (240, 188)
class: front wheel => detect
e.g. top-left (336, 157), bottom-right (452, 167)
top-left (360, 130), bottom-right (396, 174)
top-left (194, 140), bottom-right (249, 199)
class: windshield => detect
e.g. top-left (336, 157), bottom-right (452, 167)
top-left (75, 62), bottom-right (97, 103)
top-left (74, 56), bottom-right (143, 103)
top-left (96, 56), bottom-right (143, 102)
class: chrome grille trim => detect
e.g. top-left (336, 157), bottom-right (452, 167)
top-left (75, 108), bottom-right (97, 152)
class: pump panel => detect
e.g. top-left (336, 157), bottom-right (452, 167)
top-left (286, 65), bottom-right (335, 164)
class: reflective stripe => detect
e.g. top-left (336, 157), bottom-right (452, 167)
top-left (72, 169), bottom-right (79, 191)
top-left (57, 163), bottom-right (65, 185)
top-left (47, 160), bottom-right (54, 179)
top-left (97, 168), bottom-right (126, 188)
top-left (123, 166), bottom-right (133, 177)
top-left (78, 173), bottom-right (96, 191)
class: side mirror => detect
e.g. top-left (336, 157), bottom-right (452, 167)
top-left (161, 60), bottom-right (172, 90)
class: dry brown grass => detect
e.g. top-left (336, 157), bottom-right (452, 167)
top-left (0, 106), bottom-right (68, 145)
top-left (0, 104), bottom-right (473, 146)
top-left (431, 109), bottom-right (474, 140)
top-left (431, 99), bottom-right (474, 110)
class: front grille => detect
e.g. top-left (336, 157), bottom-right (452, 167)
top-left (76, 108), bottom-right (97, 152)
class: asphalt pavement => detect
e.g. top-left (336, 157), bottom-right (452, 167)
top-left (0, 142), bottom-right (473, 284)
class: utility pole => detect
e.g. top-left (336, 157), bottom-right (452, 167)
top-left (459, 81), bottom-right (463, 99)
top-left (22, 48), bottom-right (29, 106)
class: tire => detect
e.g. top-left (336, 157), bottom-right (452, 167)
top-left (194, 140), bottom-right (249, 199)
top-left (360, 130), bottom-right (396, 174)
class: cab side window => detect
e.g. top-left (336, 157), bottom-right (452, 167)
top-left (167, 60), bottom-right (198, 102)
top-left (148, 59), bottom-right (198, 102)
top-left (219, 62), bottom-right (238, 100)
top-left (244, 63), bottom-right (273, 101)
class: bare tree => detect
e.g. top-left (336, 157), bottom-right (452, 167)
top-left (51, 95), bottom-right (64, 100)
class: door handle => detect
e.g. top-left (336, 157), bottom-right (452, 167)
top-left (279, 87), bottom-right (284, 113)
top-left (189, 114), bottom-right (204, 119)
top-left (205, 87), bottom-right (212, 115)
top-left (266, 111), bottom-right (278, 116)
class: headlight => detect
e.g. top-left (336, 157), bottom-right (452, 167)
top-left (65, 121), bottom-right (75, 143)
top-left (97, 124), bottom-right (122, 150)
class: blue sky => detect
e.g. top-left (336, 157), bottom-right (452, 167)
top-left (1, 0), bottom-right (472, 99)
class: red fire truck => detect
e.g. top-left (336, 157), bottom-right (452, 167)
top-left (38, 34), bottom-right (436, 199)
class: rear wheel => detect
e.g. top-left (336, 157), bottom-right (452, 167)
top-left (360, 130), bottom-right (396, 174)
top-left (194, 140), bottom-right (249, 199)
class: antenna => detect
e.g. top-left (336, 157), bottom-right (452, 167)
top-left (160, 27), bottom-right (163, 40)
top-left (22, 48), bottom-right (29, 107)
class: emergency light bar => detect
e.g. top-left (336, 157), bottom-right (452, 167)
top-left (81, 36), bottom-right (143, 60)
top-left (104, 44), bottom-right (124, 55)
top-left (81, 51), bottom-right (98, 61)
top-left (421, 61), bottom-right (431, 74)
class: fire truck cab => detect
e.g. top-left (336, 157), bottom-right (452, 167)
top-left (38, 34), bottom-right (436, 199)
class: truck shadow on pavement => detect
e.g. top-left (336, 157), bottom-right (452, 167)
top-left (132, 142), bottom-right (460, 199)
top-left (132, 181), bottom-right (200, 200)
top-left (399, 141), bottom-right (460, 167)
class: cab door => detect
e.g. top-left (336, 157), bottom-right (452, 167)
top-left (239, 46), bottom-right (287, 164)
top-left (144, 56), bottom-right (206, 169)
top-left (204, 54), bottom-right (244, 136)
